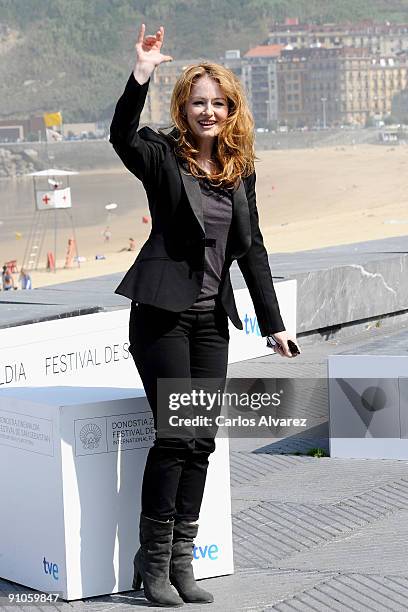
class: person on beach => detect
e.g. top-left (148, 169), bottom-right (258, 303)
top-left (19, 267), bottom-right (32, 290)
top-left (110, 23), bottom-right (300, 607)
top-left (2, 265), bottom-right (15, 290)
top-left (102, 226), bottom-right (112, 242)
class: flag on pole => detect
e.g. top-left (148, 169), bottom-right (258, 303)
top-left (44, 111), bottom-right (62, 127)
top-left (46, 128), bottom-right (63, 142)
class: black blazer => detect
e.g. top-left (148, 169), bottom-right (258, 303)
top-left (109, 73), bottom-right (285, 337)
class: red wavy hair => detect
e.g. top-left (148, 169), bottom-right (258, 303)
top-left (168, 62), bottom-right (255, 187)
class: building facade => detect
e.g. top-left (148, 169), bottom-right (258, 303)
top-left (267, 19), bottom-right (408, 56)
top-left (136, 19), bottom-right (408, 130)
top-left (0, 116), bottom-right (46, 142)
top-left (275, 45), bottom-right (408, 127)
top-left (392, 88), bottom-right (408, 121)
top-left (276, 49), bottom-right (309, 127)
top-left (340, 48), bottom-right (408, 125)
top-left (242, 45), bottom-right (282, 127)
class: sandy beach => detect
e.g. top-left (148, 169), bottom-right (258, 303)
top-left (1, 144), bottom-right (408, 289)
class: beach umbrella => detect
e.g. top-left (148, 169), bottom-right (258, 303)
top-left (105, 202), bottom-right (118, 225)
top-left (105, 203), bottom-right (118, 211)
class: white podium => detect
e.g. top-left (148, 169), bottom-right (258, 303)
top-left (328, 355), bottom-right (408, 459)
top-left (0, 385), bottom-right (232, 600)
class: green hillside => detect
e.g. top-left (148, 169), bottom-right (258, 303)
top-left (0, 0), bottom-right (407, 122)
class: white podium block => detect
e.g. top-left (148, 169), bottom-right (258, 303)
top-left (328, 355), bottom-right (408, 459)
top-left (0, 386), bottom-right (233, 600)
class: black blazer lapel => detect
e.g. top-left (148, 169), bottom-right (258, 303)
top-left (177, 159), bottom-right (205, 235)
top-left (176, 158), bottom-right (251, 259)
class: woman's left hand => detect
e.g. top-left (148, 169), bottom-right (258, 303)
top-left (270, 331), bottom-right (301, 358)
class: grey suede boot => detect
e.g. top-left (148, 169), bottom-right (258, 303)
top-left (170, 520), bottom-right (214, 604)
top-left (132, 514), bottom-right (184, 607)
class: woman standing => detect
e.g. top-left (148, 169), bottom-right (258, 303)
top-left (19, 268), bottom-right (32, 290)
top-left (2, 265), bottom-right (15, 291)
top-left (110, 24), bottom-right (300, 607)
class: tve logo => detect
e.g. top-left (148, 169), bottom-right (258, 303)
top-left (243, 313), bottom-right (261, 336)
top-left (43, 557), bottom-right (59, 580)
top-left (193, 544), bottom-right (219, 560)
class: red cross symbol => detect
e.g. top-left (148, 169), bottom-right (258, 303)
top-left (42, 194), bottom-right (51, 205)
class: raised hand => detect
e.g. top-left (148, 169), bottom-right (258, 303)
top-left (133, 24), bottom-right (173, 83)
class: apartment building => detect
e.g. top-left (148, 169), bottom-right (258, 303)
top-left (267, 19), bottom-right (408, 56)
top-left (242, 45), bottom-right (282, 127)
top-left (305, 48), bottom-right (342, 127)
top-left (392, 88), bottom-right (408, 121)
top-left (276, 49), bottom-right (309, 127)
top-left (276, 45), bottom-right (408, 127)
top-left (139, 19), bottom-right (408, 130)
top-left (340, 48), bottom-right (408, 125)
top-left (277, 47), bottom-right (345, 127)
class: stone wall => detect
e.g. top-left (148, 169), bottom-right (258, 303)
top-left (0, 127), bottom-right (389, 177)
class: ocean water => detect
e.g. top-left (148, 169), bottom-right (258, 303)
top-left (0, 170), bottom-right (147, 243)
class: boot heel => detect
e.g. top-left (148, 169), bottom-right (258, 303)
top-left (132, 551), bottom-right (143, 590)
top-left (132, 570), bottom-right (142, 591)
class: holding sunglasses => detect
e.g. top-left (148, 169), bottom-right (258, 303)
top-left (267, 336), bottom-right (301, 357)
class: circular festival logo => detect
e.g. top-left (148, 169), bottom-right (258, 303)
top-left (79, 423), bottom-right (102, 450)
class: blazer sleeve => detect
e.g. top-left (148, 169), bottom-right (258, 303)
top-left (109, 73), bottom-right (167, 183)
top-left (238, 171), bottom-right (286, 336)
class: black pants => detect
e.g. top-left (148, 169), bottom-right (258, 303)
top-left (129, 302), bottom-right (229, 522)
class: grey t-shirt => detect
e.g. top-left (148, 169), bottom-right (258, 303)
top-left (189, 177), bottom-right (233, 311)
